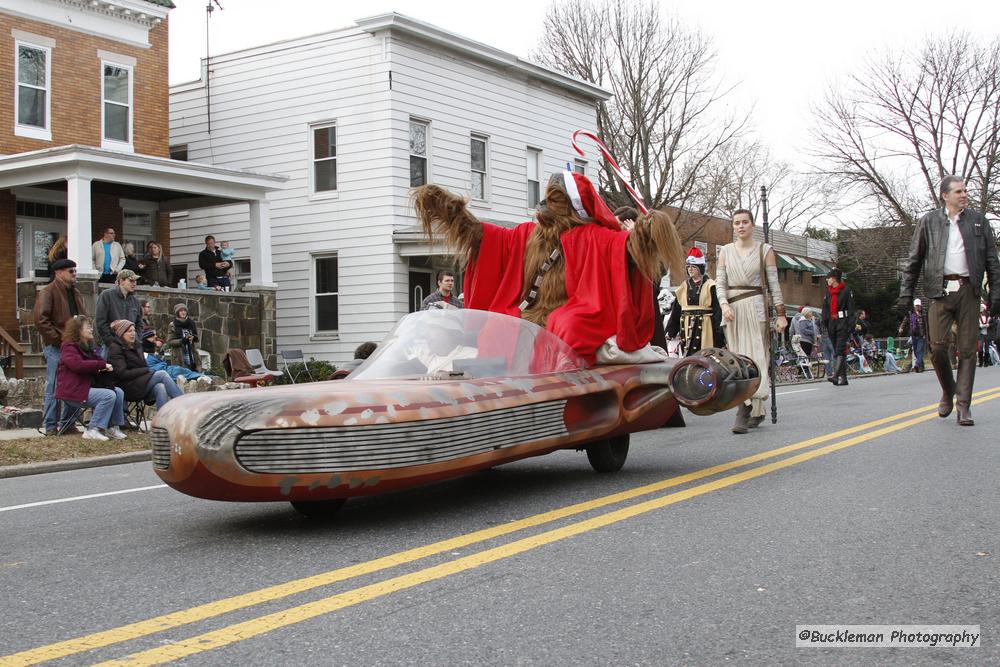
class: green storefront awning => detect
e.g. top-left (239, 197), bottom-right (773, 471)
top-left (795, 257), bottom-right (819, 271)
top-left (775, 253), bottom-right (803, 270)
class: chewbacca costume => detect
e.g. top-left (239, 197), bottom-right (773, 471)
top-left (412, 172), bottom-right (684, 365)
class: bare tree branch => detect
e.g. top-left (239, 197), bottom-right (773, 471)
top-left (810, 34), bottom-right (1000, 228)
top-left (532, 0), bottom-right (748, 211)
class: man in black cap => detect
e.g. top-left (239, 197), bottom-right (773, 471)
top-left (821, 267), bottom-right (856, 386)
top-left (32, 258), bottom-right (88, 435)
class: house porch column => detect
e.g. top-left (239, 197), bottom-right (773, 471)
top-left (247, 199), bottom-right (275, 287)
top-left (66, 175), bottom-right (97, 278)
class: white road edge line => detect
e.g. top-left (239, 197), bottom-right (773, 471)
top-left (776, 388), bottom-right (820, 396)
top-left (0, 484), bottom-right (167, 513)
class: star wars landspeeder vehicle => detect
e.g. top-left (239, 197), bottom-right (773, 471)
top-left (151, 309), bottom-right (759, 516)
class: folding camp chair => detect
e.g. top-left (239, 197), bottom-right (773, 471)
top-left (55, 400), bottom-right (89, 436)
top-left (279, 349), bottom-right (314, 384)
top-left (247, 348), bottom-right (283, 379)
top-left (126, 399), bottom-right (155, 432)
top-left (223, 349), bottom-right (274, 387)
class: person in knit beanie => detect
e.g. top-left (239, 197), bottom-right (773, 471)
top-left (106, 319), bottom-right (183, 410)
top-left (167, 303), bottom-right (201, 371)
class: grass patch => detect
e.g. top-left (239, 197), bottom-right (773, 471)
top-left (0, 431), bottom-right (151, 467)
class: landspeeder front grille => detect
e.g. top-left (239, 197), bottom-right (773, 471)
top-left (151, 427), bottom-right (171, 469)
top-left (233, 400), bottom-right (569, 474)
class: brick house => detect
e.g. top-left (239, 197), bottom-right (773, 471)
top-left (0, 0), bottom-right (286, 367)
top-left (666, 208), bottom-right (837, 309)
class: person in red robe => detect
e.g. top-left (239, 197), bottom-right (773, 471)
top-left (412, 172), bottom-right (684, 365)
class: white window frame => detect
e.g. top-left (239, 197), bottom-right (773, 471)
top-left (409, 118), bottom-right (430, 188)
top-left (526, 147), bottom-right (542, 210)
top-left (101, 59), bottom-right (134, 151)
top-left (309, 120), bottom-right (338, 199)
top-left (310, 252), bottom-right (340, 337)
top-left (573, 159), bottom-right (587, 175)
top-left (14, 39), bottom-right (52, 141)
top-left (470, 133), bottom-right (489, 202)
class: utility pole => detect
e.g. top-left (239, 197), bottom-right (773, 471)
top-left (205, 0), bottom-right (223, 134)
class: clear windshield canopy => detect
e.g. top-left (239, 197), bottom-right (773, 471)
top-left (349, 309), bottom-right (587, 380)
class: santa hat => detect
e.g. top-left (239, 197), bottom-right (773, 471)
top-left (551, 172), bottom-right (621, 231)
top-left (686, 247), bottom-right (706, 267)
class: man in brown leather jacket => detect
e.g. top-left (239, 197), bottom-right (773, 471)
top-left (33, 259), bottom-right (88, 435)
top-left (898, 176), bottom-right (1000, 426)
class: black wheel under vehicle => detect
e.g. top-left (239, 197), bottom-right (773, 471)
top-left (585, 434), bottom-right (630, 473)
top-left (290, 498), bottom-right (347, 518)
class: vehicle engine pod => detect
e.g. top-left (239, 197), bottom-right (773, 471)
top-left (667, 348), bottom-right (760, 416)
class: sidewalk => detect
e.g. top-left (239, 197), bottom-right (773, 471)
top-left (0, 428), bottom-right (45, 442)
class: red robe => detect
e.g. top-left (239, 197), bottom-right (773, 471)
top-left (463, 222), bottom-right (654, 365)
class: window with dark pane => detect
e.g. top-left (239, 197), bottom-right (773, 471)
top-left (315, 255), bottom-right (339, 331)
top-left (471, 135), bottom-right (487, 200)
top-left (409, 120), bottom-right (428, 187)
top-left (16, 45), bottom-right (47, 128)
top-left (313, 125), bottom-right (337, 192)
top-left (526, 148), bottom-right (541, 208)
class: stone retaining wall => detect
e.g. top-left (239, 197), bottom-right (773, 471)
top-left (17, 278), bottom-right (277, 371)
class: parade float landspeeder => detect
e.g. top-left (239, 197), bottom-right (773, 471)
top-left (151, 309), bottom-right (759, 517)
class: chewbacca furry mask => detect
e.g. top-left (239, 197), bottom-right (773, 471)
top-left (411, 173), bottom-right (683, 331)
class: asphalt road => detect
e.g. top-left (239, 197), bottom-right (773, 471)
top-left (2, 369), bottom-right (999, 665)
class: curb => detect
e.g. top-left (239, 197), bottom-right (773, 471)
top-left (0, 450), bottom-right (151, 479)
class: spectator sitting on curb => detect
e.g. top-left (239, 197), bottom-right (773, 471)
top-left (107, 319), bottom-right (183, 410)
top-left (55, 315), bottom-right (127, 441)
top-left (140, 300), bottom-right (165, 356)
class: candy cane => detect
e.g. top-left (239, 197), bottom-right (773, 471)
top-left (571, 129), bottom-right (648, 214)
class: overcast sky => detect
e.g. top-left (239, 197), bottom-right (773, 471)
top-left (167, 0), bottom-right (999, 170)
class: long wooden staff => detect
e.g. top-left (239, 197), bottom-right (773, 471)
top-left (761, 185), bottom-right (778, 424)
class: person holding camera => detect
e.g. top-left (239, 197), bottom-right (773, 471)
top-left (167, 304), bottom-right (201, 371)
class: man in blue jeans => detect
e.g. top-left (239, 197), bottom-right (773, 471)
top-left (32, 259), bottom-right (88, 435)
top-left (898, 298), bottom-right (928, 372)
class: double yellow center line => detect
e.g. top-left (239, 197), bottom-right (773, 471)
top-left (5, 387), bottom-right (999, 667)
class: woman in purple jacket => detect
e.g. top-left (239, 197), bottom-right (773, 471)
top-left (55, 316), bottom-right (127, 441)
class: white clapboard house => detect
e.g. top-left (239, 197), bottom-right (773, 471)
top-left (168, 13), bottom-right (610, 362)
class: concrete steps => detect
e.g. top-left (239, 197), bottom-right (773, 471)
top-left (21, 353), bottom-right (46, 380)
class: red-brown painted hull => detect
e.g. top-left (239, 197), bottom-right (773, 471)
top-left (152, 363), bottom-right (694, 503)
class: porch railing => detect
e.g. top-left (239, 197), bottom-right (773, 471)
top-left (0, 327), bottom-right (25, 379)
